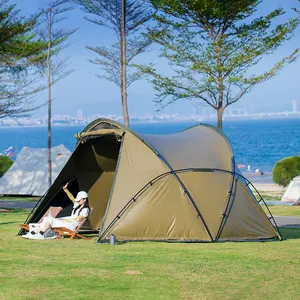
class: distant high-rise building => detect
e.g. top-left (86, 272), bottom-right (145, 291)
top-left (77, 109), bottom-right (83, 119)
top-left (292, 100), bottom-right (298, 113)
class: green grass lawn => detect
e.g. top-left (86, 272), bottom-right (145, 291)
top-left (255, 193), bottom-right (281, 201)
top-left (0, 196), bottom-right (39, 202)
top-left (262, 205), bottom-right (300, 217)
top-left (1, 210), bottom-right (300, 300)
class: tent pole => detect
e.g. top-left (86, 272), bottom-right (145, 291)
top-left (215, 157), bottom-right (237, 241)
top-left (98, 167), bottom-right (281, 242)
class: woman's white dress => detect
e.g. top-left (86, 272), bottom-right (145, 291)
top-left (30, 203), bottom-right (89, 231)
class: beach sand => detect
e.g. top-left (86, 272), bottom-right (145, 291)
top-left (243, 172), bottom-right (286, 197)
top-left (251, 182), bottom-right (285, 192)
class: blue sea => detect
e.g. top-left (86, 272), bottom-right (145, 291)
top-left (0, 118), bottom-right (299, 174)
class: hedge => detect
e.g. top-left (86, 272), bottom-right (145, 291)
top-left (272, 156), bottom-right (300, 187)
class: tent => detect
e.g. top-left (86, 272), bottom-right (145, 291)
top-left (281, 175), bottom-right (300, 203)
top-left (0, 144), bottom-right (71, 196)
top-left (19, 119), bottom-right (280, 242)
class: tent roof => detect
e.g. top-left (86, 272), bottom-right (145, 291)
top-left (76, 118), bottom-right (235, 173)
top-left (0, 144), bottom-right (71, 196)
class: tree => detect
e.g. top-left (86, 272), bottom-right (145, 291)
top-left (39, 0), bottom-right (77, 187)
top-left (273, 156), bottom-right (300, 187)
top-left (0, 0), bottom-right (48, 119)
top-left (141, 0), bottom-right (299, 129)
top-left (0, 156), bottom-right (13, 177)
top-left (75, 0), bottom-right (153, 127)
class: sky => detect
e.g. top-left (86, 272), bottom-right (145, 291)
top-left (10, 0), bottom-right (300, 118)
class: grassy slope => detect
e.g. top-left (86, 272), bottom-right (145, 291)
top-left (262, 205), bottom-right (300, 217)
top-left (1, 210), bottom-right (300, 300)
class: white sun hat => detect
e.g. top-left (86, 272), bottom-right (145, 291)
top-left (74, 191), bottom-right (88, 202)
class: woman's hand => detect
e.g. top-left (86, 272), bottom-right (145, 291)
top-left (63, 182), bottom-right (69, 190)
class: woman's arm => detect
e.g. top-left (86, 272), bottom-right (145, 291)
top-left (63, 183), bottom-right (75, 203)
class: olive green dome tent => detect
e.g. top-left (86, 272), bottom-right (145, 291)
top-left (19, 118), bottom-right (280, 242)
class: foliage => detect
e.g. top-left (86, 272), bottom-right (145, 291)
top-left (75, 0), bottom-right (154, 126)
top-left (141, 0), bottom-right (300, 129)
top-left (273, 156), bottom-right (300, 187)
top-left (0, 155), bottom-right (13, 176)
top-left (37, 0), bottom-right (78, 85)
top-left (76, 0), bottom-right (152, 86)
top-left (0, 0), bottom-right (48, 119)
top-left (1, 210), bottom-right (300, 299)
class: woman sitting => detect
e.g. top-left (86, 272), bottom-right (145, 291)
top-left (24, 183), bottom-right (90, 239)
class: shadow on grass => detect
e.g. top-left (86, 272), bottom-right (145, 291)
top-left (0, 221), bottom-right (20, 226)
top-left (279, 227), bottom-right (300, 240)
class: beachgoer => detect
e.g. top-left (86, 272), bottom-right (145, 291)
top-left (23, 183), bottom-right (89, 239)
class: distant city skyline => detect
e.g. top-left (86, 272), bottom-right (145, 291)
top-left (8, 0), bottom-right (300, 118)
top-left (1, 100), bottom-right (300, 127)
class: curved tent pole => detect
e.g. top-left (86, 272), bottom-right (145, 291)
top-left (98, 171), bottom-right (175, 240)
top-left (87, 119), bottom-right (214, 241)
top-left (177, 168), bottom-right (281, 240)
top-left (84, 119), bottom-right (236, 242)
top-left (215, 157), bottom-right (238, 241)
top-left (98, 168), bottom-right (281, 242)
top-left (245, 179), bottom-right (282, 240)
top-left (156, 153), bottom-right (214, 242)
top-left (56, 119), bottom-right (280, 241)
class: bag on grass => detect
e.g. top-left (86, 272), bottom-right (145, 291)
top-left (43, 228), bottom-right (58, 239)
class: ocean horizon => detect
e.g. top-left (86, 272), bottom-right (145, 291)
top-left (1, 118), bottom-right (299, 175)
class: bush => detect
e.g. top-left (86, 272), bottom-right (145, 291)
top-left (0, 156), bottom-right (13, 177)
top-left (273, 156), bottom-right (300, 187)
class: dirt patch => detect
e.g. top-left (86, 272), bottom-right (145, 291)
top-left (124, 270), bottom-right (143, 275)
top-left (0, 208), bottom-right (12, 212)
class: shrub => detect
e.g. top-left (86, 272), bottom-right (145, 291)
top-left (272, 156), bottom-right (300, 187)
top-left (0, 156), bottom-right (13, 177)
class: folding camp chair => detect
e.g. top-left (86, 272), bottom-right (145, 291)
top-left (52, 207), bottom-right (94, 240)
top-left (18, 206), bottom-right (63, 231)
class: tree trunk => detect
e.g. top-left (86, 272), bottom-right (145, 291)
top-left (121, 0), bottom-right (129, 127)
top-left (47, 9), bottom-right (52, 188)
top-left (217, 108), bottom-right (223, 130)
top-left (215, 38), bottom-right (224, 131)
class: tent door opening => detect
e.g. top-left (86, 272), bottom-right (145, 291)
top-left (73, 135), bottom-right (122, 230)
